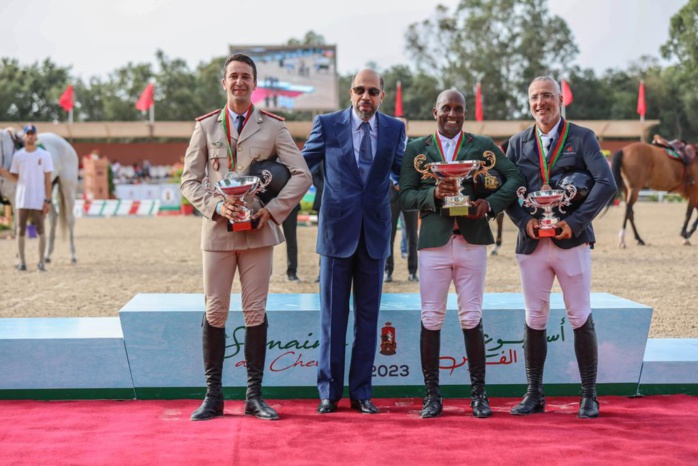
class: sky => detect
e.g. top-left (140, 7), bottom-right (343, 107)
top-left (0, 0), bottom-right (688, 80)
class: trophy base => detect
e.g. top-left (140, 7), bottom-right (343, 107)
top-left (227, 218), bottom-right (259, 232)
top-left (446, 205), bottom-right (477, 216)
top-left (534, 226), bottom-right (562, 238)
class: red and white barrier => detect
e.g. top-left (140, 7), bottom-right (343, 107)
top-left (74, 200), bottom-right (160, 217)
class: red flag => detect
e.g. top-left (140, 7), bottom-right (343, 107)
top-left (135, 83), bottom-right (154, 111)
top-left (637, 80), bottom-right (646, 117)
top-left (561, 79), bottom-right (573, 106)
top-left (58, 85), bottom-right (74, 112)
top-left (395, 81), bottom-right (403, 117)
top-left (475, 82), bottom-right (484, 121)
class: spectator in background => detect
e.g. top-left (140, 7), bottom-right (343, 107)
top-left (385, 115), bottom-right (418, 283)
top-left (0, 124), bottom-right (53, 272)
top-left (282, 203), bottom-right (301, 281)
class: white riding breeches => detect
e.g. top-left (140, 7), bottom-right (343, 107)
top-left (516, 238), bottom-right (592, 331)
top-left (418, 234), bottom-right (487, 331)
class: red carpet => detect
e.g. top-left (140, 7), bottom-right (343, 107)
top-left (1, 396), bottom-right (697, 465)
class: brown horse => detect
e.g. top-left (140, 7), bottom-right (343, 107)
top-left (611, 142), bottom-right (698, 247)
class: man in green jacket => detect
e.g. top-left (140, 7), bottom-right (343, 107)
top-left (400, 89), bottom-right (523, 419)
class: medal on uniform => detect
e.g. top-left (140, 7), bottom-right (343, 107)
top-left (517, 119), bottom-right (573, 238)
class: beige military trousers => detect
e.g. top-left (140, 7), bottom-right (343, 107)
top-left (203, 246), bottom-right (273, 328)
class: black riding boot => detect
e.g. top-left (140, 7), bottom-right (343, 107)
top-left (419, 323), bottom-right (443, 418)
top-left (510, 325), bottom-right (547, 415)
top-left (243, 316), bottom-right (279, 420)
top-left (574, 315), bottom-right (599, 419)
top-left (190, 318), bottom-right (226, 421)
top-left (464, 320), bottom-right (492, 418)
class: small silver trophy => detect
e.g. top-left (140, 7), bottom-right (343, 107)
top-left (517, 184), bottom-right (577, 237)
top-left (414, 151), bottom-right (495, 216)
top-left (204, 171), bottom-right (271, 231)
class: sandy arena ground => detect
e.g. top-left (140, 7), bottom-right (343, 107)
top-left (0, 202), bottom-right (696, 338)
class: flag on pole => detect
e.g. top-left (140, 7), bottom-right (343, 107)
top-left (135, 83), bottom-right (155, 111)
top-left (561, 79), bottom-right (573, 106)
top-left (637, 80), bottom-right (646, 118)
top-left (395, 81), bottom-right (403, 117)
top-left (58, 85), bottom-right (74, 112)
top-left (475, 82), bottom-right (484, 121)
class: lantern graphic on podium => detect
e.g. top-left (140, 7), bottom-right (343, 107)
top-left (380, 322), bottom-right (397, 356)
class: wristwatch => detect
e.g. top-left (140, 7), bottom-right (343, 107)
top-left (44, 199), bottom-right (51, 203)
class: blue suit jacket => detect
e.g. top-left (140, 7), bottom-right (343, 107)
top-left (505, 120), bottom-right (616, 254)
top-left (303, 108), bottom-right (405, 259)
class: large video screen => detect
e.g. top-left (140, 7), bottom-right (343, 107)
top-left (228, 45), bottom-right (339, 112)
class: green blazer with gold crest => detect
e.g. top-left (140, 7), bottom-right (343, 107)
top-left (399, 131), bottom-right (523, 250)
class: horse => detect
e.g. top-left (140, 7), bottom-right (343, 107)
top-left (610, 142), bottom-right (698, 248)
top-left (0, 128), bottom-right (79, 263)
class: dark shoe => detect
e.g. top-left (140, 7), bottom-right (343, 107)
top-left (190, 393), bottom-right (224, 421)
top-left (408, 273), bottom-right (419, 282)
top-left (317, 399), bottom-right (338, 414)
top-left (37, 263), bottom-right (46, 272)
top-left (245, 398), bottom-right (279, 420)
top-left (350, 399), bottom-right (379, 414)
top-left (419, 394), bottom-right (443, 418)
top-left (17, 264), bottom-right (26, 271)
top-left (510, 394), bottom-right (545, 415)
top-left (383, 273), bottom-right (393, 283)
top-left (578, 395), bottom-right (600, 419)
top-left (471, 392), bottom-right (492, 418)
top-left (287, 273), bottom-right (300, 282)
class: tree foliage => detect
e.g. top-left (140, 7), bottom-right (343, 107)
top-left (405, 0), bottom-right (578, 119)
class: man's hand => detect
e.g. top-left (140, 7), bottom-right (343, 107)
top-left (526, 218), bottom-right (540, 239)
top-left (42, 202), bottom-right (51, 215)
top-left (553, 220), bottom-right (573, 240)
top-left (434, 179), bottom-right (460, 200)
top-left (464, 199), bottom-right (489, 219)
top-left (252, 208), bottom-right (272, 229)
top-left (220, 196), bottom-right (247, 221)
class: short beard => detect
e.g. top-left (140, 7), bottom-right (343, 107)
top-left (354, 106), bottom-right (376, 121)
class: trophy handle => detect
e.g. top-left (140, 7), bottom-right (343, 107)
top-left (516, 186), bottom-right (539, 215)
top-left (557, 184), bottom-right (577, 214)
top-left (414, 154), bottom-right (439, 182)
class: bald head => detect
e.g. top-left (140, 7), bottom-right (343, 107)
top-left (350, 68), bottom-right (385, 121)
top-left (433, 89), bottom-right (467, 139)
top-left (435, 89), bottom-right (466, 109)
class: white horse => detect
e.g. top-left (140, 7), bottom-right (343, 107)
top-left (0, 128), bottom-right (78, 263)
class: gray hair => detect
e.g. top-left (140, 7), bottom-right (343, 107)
top-left (529, 76), bottom-right (561, 95)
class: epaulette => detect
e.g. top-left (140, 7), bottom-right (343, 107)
top-left (196, 108), bottom-right (221, 122)
top-left (259, 109), bottom-right (285, 121)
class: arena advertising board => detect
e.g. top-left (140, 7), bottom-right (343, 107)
top-left (228, 44), bottom-right (339, 112)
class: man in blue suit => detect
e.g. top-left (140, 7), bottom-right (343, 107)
top-left (303, 69), bottom-right (405, 414)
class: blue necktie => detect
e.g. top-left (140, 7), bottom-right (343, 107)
top-left (359, 122), bottom-right (372, 183)
top-left (236, 115), bottom-right (244, 136)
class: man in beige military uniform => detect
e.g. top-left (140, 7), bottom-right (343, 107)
top-left (181, 53), bottom-right (312, 422)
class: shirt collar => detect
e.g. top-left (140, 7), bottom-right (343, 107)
top-left (351, 110), bottom-right (377, 132)
top-left (437, 131), bottom-right (461, 145)
top-left (227, 107), bottom-right (249, 121)
top-left (536, 117), bottom-right (562, 138)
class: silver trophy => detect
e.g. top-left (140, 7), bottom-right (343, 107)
top-left (414, 151), bottom-right (495, 215)
top-left (517, 184), bottom-right (577, 237)
top-left (204, 171), bottom-right (271, 231)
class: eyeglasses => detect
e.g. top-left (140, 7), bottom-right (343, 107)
top-left (352, 86), bottom-right (381, 97)
top-left (528, 92), bottom-right (557, 102)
